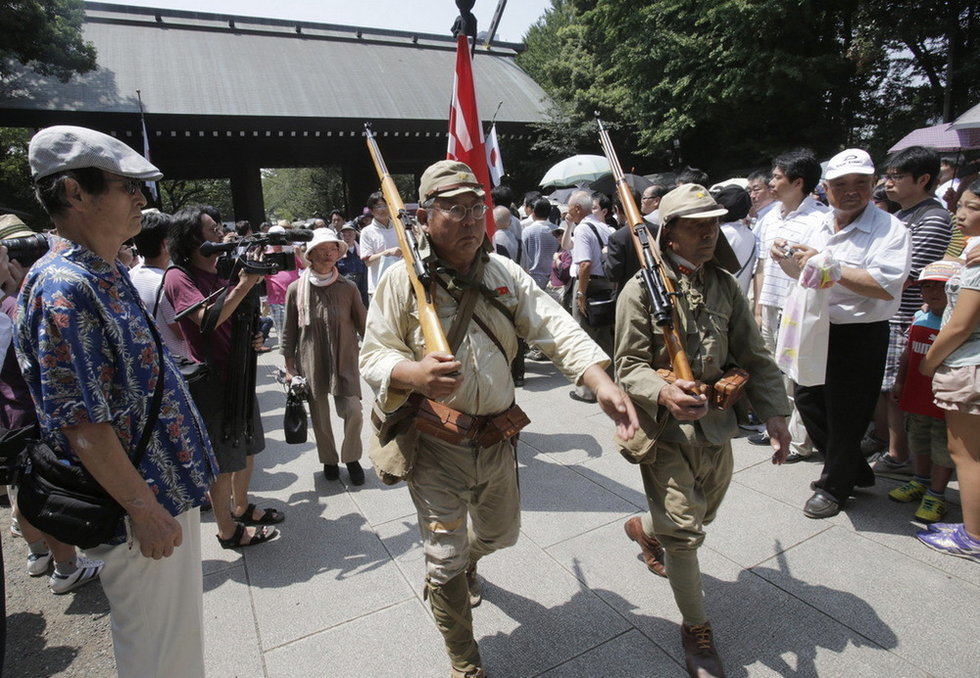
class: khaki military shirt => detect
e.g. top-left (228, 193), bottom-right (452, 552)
top-left (615, 261), bottom-right (789, 450)
top-left (360, 253), bottom-right (608, 416)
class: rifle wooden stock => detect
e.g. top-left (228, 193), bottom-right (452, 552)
top-left (364, 123), bottom-right (451, 355)
top-left (595, 114), bottom-right (695, 382)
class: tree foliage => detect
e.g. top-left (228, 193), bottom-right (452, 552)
top-left (262, 167), bottom-right (346, 223)
top-left (0, 0), bottom-right (97, 82)
top-left (0, 128), bottom-right (46, 226)
top-left (160, 179), bottom-right (235, 220)
top-left (518, 0), bottom-right (980, 178)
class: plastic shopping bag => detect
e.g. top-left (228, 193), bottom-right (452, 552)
top-left (775, 282), bottom-right (829, 386)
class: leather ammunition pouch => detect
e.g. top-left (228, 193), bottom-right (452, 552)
top-left (655, 367), bottom-right (750, 411)
top-left (415, 397), bottom-right (529, 448)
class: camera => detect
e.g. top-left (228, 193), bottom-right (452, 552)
top-left (200, 229), bottom-right (314, 279)
top-left (1, 233), bottom-right (50, 266)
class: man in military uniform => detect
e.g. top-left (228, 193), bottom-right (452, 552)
top-left (615, 184), bottom-right (791, 678)
top-left (359, 160), bottom-right (638, 678)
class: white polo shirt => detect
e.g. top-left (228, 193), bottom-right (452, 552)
top-left (799, 205), bottom-right (911, 324)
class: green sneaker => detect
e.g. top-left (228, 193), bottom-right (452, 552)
top-left (914, 495), bottom-right (948, 523)
top-left (888, 479), bottom-right (926, 503)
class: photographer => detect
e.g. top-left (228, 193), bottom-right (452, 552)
top-left (165, 206), bottom-right (283, 549)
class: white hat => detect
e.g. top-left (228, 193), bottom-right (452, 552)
top-left (268, 225), bottom-right (286, 234)
top-left (824, 149), bottom-right (875, 181)
top-left (305, 228), bottom-right (348, 257)
top-left (29, 125), bottom-right (163, 182)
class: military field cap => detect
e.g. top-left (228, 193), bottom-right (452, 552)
top-left (305, 227), bottom-right (348, 257)
top-left (914, 260), bottom-right (960, 284)
top-left (29, 125), bottom-right (163, 182)
top-left (659, 184), bottom-right (728, 226)
top-left (824, 148), bottom-right (875, 181)
top-left (0, 214), bottom-right (35, 240)
top-left (419, 160), bottom-right (485, 202)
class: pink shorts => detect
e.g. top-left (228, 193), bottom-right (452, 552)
top-left (932, 364), bottom-right (980, 415)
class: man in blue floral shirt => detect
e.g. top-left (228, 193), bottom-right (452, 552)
top-left (16, 126), bottom-right (217, 678)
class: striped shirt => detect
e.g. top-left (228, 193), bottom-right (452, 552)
top-left (893, 198), bottom-right (952, 325)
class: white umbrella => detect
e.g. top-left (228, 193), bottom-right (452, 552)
top-left (540, 155), bottom-right (611, 188)
top-left (951, 102), bottom-right (980, 130)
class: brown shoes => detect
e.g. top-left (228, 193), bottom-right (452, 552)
top-left (450, 667), bottom-right (486, 678)
top-left (466, 563), bottom-right (482, 608)
top-left (624, 517), bottom-right (667, 577)
top-left (681, 621), bottom-right (725, 677)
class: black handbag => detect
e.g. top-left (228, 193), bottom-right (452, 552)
top-left (585, 277), bottom-right (617, 327)
top-left (283, 391), bottom-right (308, 444)
top-left (15, 311), bottom-right (166, 549)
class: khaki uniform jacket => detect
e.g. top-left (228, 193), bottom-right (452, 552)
top-left (361, 254), bottom-right (608, 417)
top-left (614, 261), bottom-right (789, 461)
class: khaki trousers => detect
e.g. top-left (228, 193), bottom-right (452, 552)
top-left (86, 508), bottom-right (204, 678)
top-left (639, 440), bottom-right (733, 625)
top-left (308, 394), bottom-right (363, 465)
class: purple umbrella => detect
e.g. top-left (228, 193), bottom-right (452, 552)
top-left (888, 122), bottom-right (980, 153)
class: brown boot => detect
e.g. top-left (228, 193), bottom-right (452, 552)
top-left (450, 667), bottom-right (487, 678)
top-left (624, 516), bottom-right (667, 577)
top-left (681, 621), bottom-right (725, 677)
top-left (466, 562), bottom-right (482, 608)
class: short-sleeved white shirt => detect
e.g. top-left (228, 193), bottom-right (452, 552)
top-left (359, 219), bottom-right (400, 293)
top-left (756, 196), bottom-right (828, 308)
top-left (571, 216), bottom-right (615, 279)
top-left (798, 205), bottom-right (911, 324)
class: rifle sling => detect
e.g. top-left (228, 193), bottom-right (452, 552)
top-left (434, 255), bottom-right (512, 361)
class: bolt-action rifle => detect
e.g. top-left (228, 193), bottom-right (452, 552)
top-left (363, 122), bottom-right (451, 355)
top-left (595, 113), bottom-right (695, 382)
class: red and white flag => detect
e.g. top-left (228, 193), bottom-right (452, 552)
top-left (486, 123), bottom-right (504, 187)
top-left (447, 34), bottom-right (495, 234)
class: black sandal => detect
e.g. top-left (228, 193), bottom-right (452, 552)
top-left (231, 503), bottom-right (285, 526)
top-left (217, 523), bottom-right (278, 549)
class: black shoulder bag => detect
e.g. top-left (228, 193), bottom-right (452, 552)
top-left (15, 314), bottom-right (167, 550)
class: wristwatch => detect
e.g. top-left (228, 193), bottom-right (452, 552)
top-left (575, 291), bottom-right (585, 299)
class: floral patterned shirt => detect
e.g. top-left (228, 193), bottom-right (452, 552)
top-left (15, 237), bottom-right (217, 526)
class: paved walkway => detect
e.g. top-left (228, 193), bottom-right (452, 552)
top-left (6, 351), bottom-right (979, 676)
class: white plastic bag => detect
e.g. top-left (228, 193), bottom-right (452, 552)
top-left (775, 282), bottom-right (829, 386)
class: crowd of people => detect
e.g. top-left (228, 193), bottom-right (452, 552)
top-left (0, 124), bottom-right (977, 678)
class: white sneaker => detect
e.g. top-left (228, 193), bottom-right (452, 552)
top-left (27, 551), bottom-right (52, 576)
top-left (49, 556), bottom-right (104, 595)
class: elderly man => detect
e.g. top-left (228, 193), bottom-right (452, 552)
top-left (360, 160), bottom-right (637, 678)
top-left (616, 184), bottom-right (790, 678)
top-left (772, 149), bottom-right (912, 519)
top-left (16, 126), bottom-right (217, 677)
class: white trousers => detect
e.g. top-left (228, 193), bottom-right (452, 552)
top-left (87, 508), bottom-right (205, 678)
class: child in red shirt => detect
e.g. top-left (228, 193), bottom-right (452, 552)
top-left (889, 260), bottom-right (962, 522)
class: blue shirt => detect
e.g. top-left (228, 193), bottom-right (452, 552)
top-left (16, 237), bottom-right (217, 526)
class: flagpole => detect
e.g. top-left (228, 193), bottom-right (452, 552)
top-left (136, 89), bottom-right (159, 207)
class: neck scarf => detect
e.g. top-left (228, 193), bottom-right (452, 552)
top-left (297, 267), bottom-right (338, 327)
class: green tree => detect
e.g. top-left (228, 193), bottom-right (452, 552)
top-left (160, 179), bottom-right (234, 221)
top-left (0, 0), bottom-right (97, 82)
top-left (0, 127), bottom-right (47, 226)
top-left (262, 167), bottom-right (346, 223)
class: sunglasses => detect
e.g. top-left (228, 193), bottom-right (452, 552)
top-left (106, 178), bottom-right (144, 196)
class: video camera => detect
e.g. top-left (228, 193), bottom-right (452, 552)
top-left (1, 233), bottom-right (50, 267)
top-left (199, 229), bottom-right (314, 279)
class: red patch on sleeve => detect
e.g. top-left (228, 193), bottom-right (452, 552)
top-left (495, 286), bottom-right (510, 296)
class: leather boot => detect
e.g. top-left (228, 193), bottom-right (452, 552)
top-left (624, 516), bottom-right (667, 577)
top-left (681, 621), bottom-right (725, 678)
top-left (426, 573), bottom-right (483, 675)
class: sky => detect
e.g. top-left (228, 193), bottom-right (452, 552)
top-left (97, 0), bottom-right (552, 43)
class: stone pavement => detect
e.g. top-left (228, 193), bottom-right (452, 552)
top-left (200, 353), bottom-right (977, 678)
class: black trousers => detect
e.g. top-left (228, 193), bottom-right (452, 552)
top-left (795, 321), bottom-right (889, 504)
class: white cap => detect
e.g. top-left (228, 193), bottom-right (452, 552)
top-left (305, 228), bottom-right (348, 257)
top-left (268, 225), bottom-right (286, 234)
top-left (824, 149), bottom-right (875, 181)
top-left (29, 125), bottom-right (163, 182)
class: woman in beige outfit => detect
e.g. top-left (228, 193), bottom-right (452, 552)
top-left (282, 230), bottom-right (368, 484)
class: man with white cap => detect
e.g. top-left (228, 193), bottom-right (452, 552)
top-left (615, 183), bottom-right (791, 678)
top-left (360, 159), bottom-right (638, 678)
top-left (771, 149), bottom-right (911, 519)
top-left (16, 125), bottom-right (217, 676)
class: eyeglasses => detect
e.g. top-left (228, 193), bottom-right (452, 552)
top-left (429, 203), bottom-right (488, 222)
top-left (883, 172), bottom-right (908, 182)
top-left (106, 178), bottom-right (143, 196)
